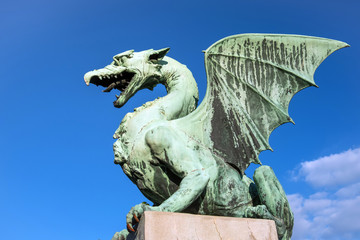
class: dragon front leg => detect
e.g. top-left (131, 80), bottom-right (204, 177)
top-left (122, 125), bottom-right (210, 233)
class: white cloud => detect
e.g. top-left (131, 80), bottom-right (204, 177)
top-left (288, 193), bottom-right (360, 240)
top-left (299, 148), bottom-right (360, 188)
top-left (288, 148), bottom-right (360, 240)
top-left (335, 182), bottom-right (360, 198)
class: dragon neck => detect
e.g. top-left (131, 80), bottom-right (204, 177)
top-left (113, 58), bottom-right (199, 165)
top-left (130, 57), bottom-right (199, 122)
top-left (156, 57), bottom-right (199, 120)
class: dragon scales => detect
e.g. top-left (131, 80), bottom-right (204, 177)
top-left (84, 34), bottom-right (348, 240)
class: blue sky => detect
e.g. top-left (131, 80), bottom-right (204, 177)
top-left (1, 0), bottom-right (359, 239)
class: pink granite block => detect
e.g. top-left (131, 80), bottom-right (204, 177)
top-left (133, 211), bottom-right (278, 240)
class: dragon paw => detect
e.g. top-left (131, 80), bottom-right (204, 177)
top-left (126, 202), bottom-right (161, 232)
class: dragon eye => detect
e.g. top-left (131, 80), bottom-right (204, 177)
top-left (113, 50), bottom-right (134, 65)
top-left (113, 55), bottom-right (133, 65)
top-left (113, 56), bottom-right (122, 65)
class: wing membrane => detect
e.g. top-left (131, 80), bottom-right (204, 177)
top-left (176, 34), bottom-right (348, 173)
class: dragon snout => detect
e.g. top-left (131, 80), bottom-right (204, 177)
top-left (84, 72), bottom-right (92, 86)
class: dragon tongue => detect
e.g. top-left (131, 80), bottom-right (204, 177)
top-left (103, 82), bottom-right (116, 92)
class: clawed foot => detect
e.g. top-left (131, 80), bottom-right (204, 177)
top-left (126, 202), bottom-right (161, 232)
top-left (112, 202), bottom-right (161, 239)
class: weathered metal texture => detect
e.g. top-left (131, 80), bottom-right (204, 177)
top-left (202, 34), bottom-right (348, 173)
top-left (84, 34), bottom-right (348, 240)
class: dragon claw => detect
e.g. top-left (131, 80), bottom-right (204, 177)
top-left (133, 214), bottom-right (140, 223)
top-left (127, 223), bottom-right (135, 232)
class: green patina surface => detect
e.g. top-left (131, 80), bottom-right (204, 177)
top-left (84, 34), bottom-right (348, 240)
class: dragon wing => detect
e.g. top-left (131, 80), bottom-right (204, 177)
top-left (175, 34), bottom-right (348, 174)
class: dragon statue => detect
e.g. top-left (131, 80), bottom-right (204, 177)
top-left (84, 34), bottom-right (348, 240)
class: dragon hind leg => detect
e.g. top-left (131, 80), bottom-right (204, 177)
top-left (249, 165), bottom-right (294, 240)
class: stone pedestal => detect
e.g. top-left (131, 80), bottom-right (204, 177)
top-left (129, 211), bottom-right (277, 240)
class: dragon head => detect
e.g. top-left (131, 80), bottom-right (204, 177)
top-left (84, 48), bottom-right (170, 108)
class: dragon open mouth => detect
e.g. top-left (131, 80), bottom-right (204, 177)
top-left (86, 70), bottom-right (136, 99)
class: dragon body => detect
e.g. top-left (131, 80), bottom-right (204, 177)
top-left (84, 34), bottom-right (348, 240)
